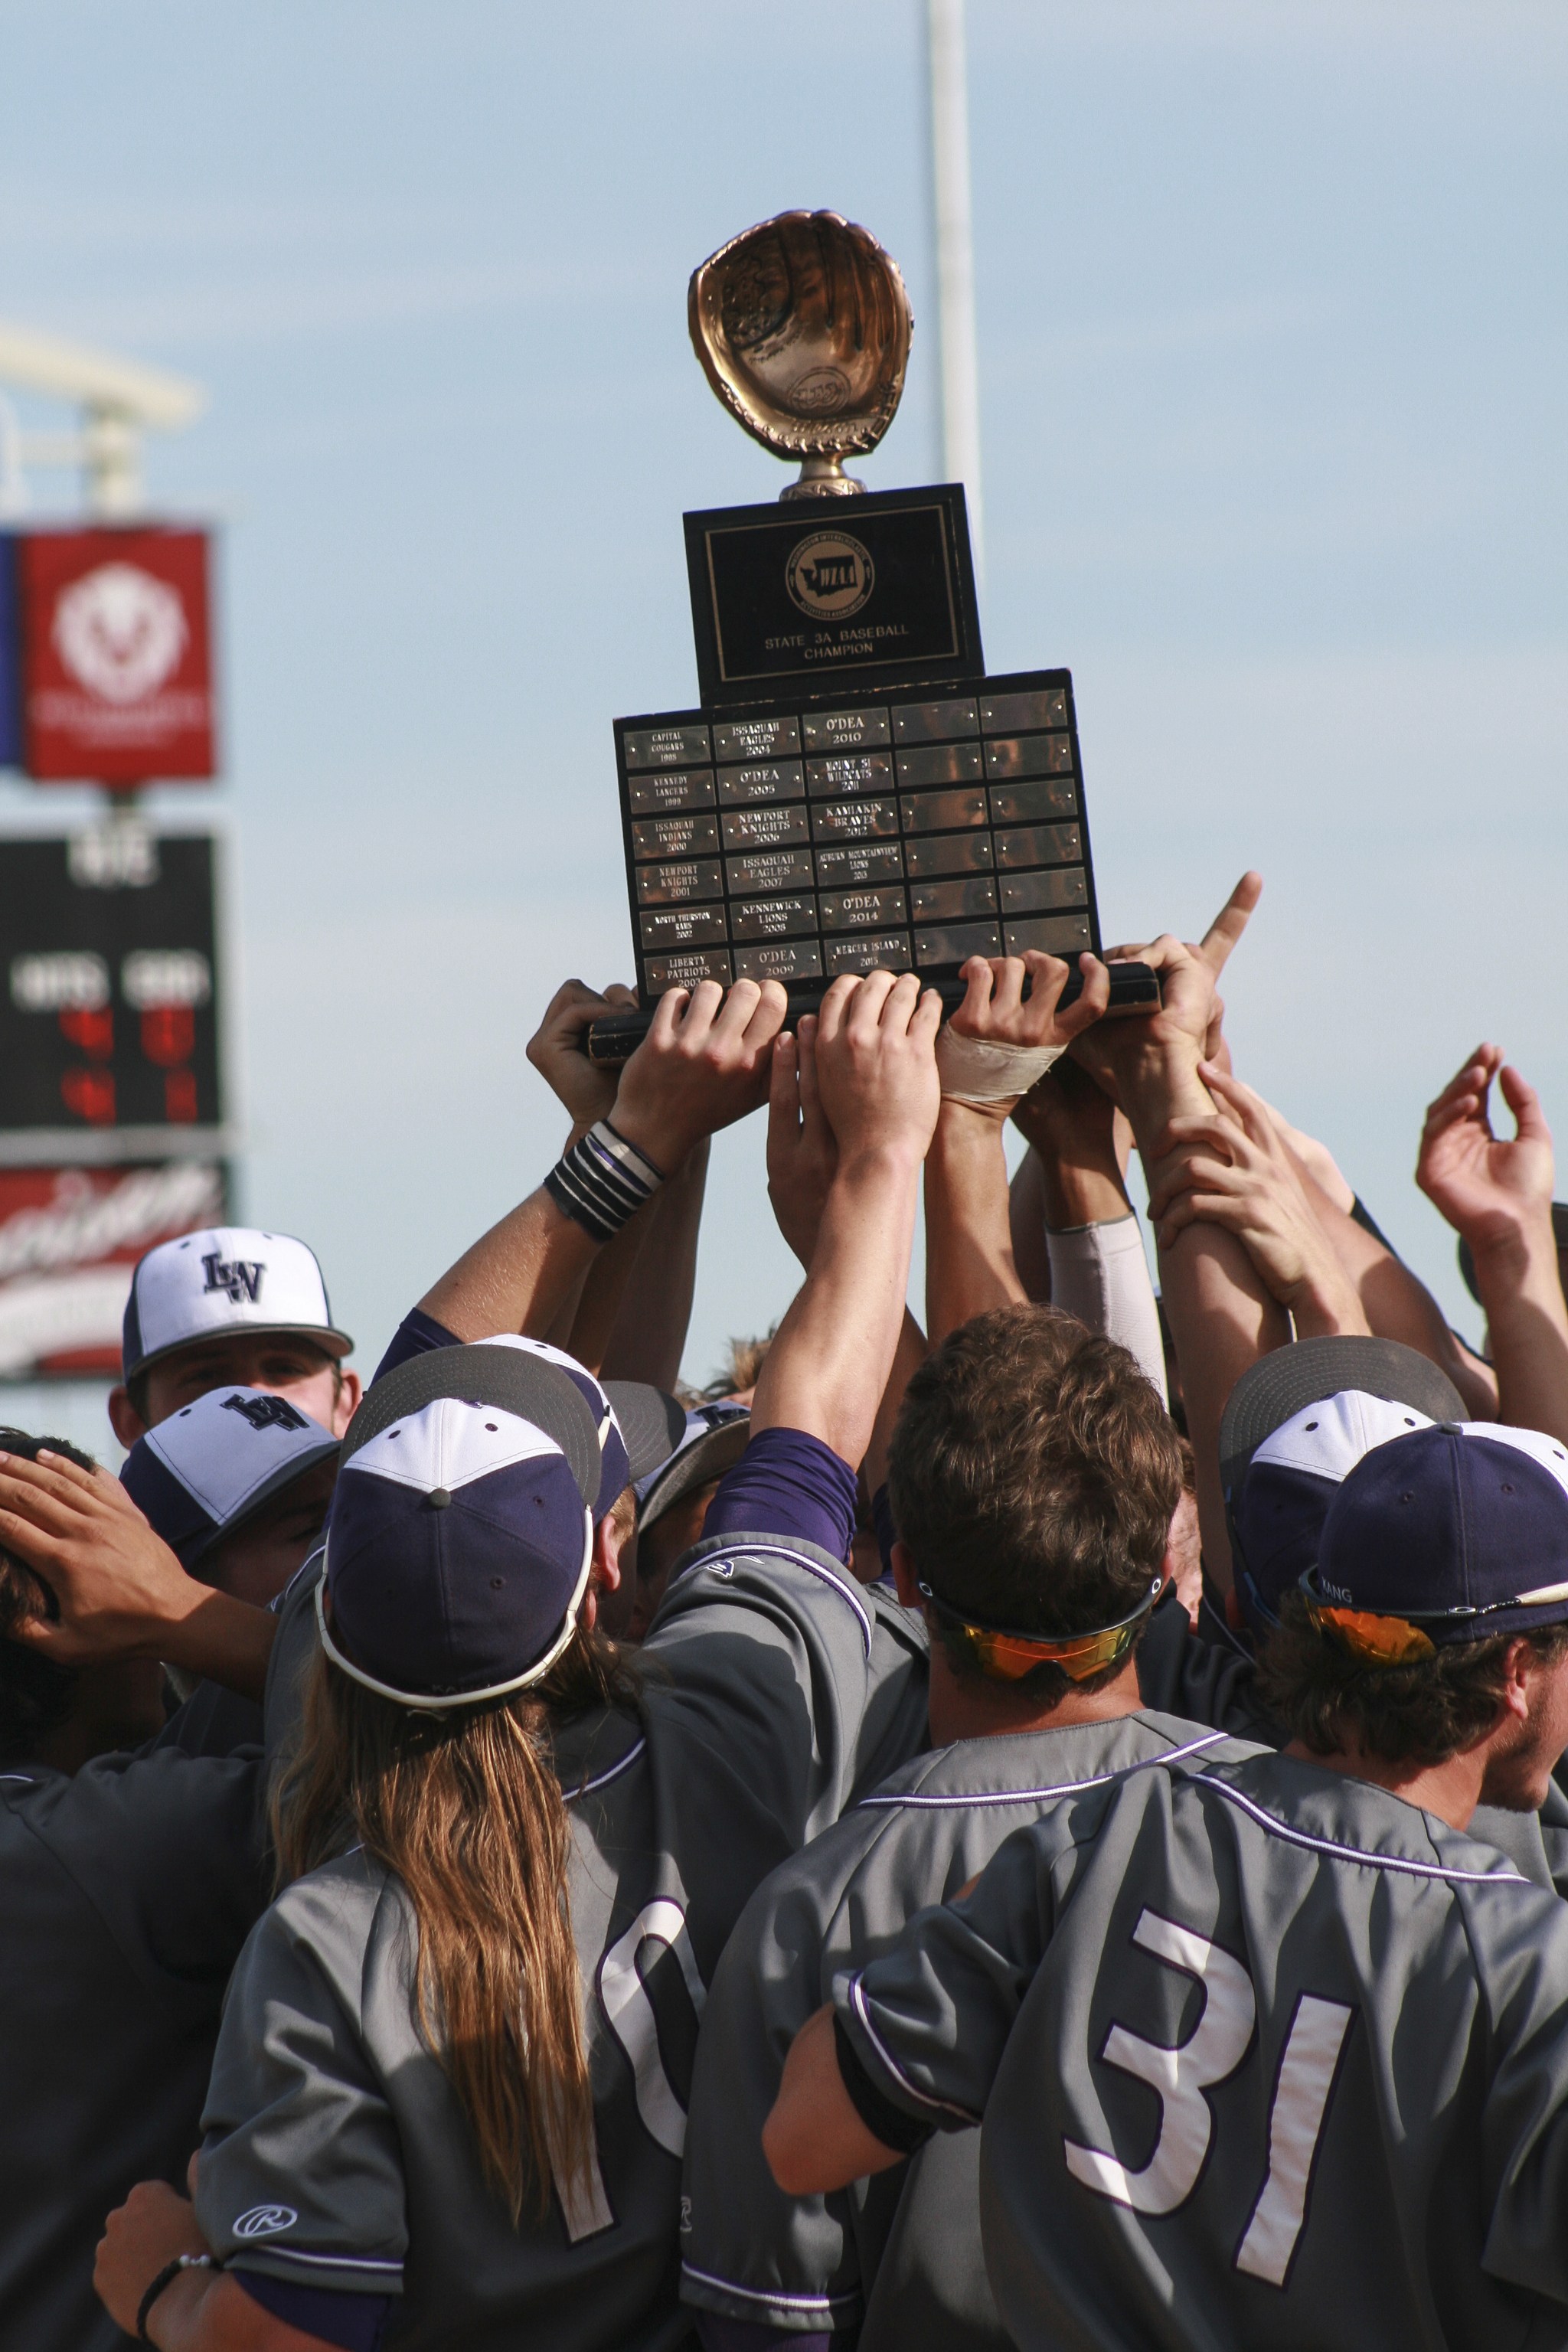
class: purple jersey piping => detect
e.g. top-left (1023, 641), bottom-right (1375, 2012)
top-left (679, 2263), bottom-right (857, 2318)
top-left (1197, 1775), bottom-right (1532, 1885)
top-left (854, 1728), bottom-right (1229, 1811)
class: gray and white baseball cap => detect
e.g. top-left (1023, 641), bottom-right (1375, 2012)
top-left (121, 1386), bottom-right (341, 1571)
top-left (1220, 1335), bottom-right (1465, 1629)
top-left (122, 1226), bottom-right (353, 1381)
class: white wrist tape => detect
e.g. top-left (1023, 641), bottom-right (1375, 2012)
top-left (936, 1027), bottom-right (1066, 1107)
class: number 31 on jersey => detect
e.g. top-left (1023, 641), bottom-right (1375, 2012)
top-left (1063, 1909), bottom-right (1354, 2289)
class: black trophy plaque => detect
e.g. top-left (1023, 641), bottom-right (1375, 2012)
top-left (684, 484), bottom-right (982, 707)
top-left (615, 671), bottom-right (1104, 1003)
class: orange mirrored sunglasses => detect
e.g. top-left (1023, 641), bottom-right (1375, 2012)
top-left (920, 1578), bottom-right (1162, 1684)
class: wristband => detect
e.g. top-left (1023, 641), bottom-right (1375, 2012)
top-left (137, 2253), bottom-right (212, 2343)
top-left (935, 1027), bottom-right (1065, 1107)
top-left (544, 1119), bottom-right (666, 1243)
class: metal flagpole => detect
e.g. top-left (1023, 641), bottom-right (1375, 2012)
top-left (926, 0), bottom-right (984, 585)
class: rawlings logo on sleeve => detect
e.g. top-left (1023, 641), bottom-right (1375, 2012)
top-left (232, 2204), bottom-right (299, 2239)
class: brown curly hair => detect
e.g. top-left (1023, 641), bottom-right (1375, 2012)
top-left (888, 1304), bottom-right (1181, 1698)
top-left (1258, 1589), bottom-right (1568, 1766)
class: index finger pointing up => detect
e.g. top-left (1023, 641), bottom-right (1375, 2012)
top-left (1198, 871), bottom-right (1263, 976)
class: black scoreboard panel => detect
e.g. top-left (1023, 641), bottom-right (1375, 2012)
top-left (0, 833), bottom-right (222, 1137)
top-left (615, 670), bottom-right (1100, 1002)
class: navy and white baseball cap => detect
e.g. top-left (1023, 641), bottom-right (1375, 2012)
top-left (121, 1387), bottom-right (341, 1572)
top-left (1230, 1392), bottom-right (1439, 1630)
top-left (472, 1334), bottom-right (686, 1519)
top-left (1220, 1336), bottom-right (1466, 1631)
top-left (122, 1227), bottom-right (352, 1382)
top-left (1306, 1421), bottom-right (1568, 1657)
top-left (318, 1342), bottom-right (670, 1708)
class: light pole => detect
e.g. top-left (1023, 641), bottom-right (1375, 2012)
top-left (0, 320), bottom-right (203, 518)
top-left (926, 0), bottom-right (984, 584)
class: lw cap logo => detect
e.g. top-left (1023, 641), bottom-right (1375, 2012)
top-left (52, 563), bottom-right (188, 706)
top-left (232, 2204), bottom-right (298, 2239)
top-left (785, 531), bottom-right (874, 622)
top-left (202, 1253), bottom-right (265, 1306)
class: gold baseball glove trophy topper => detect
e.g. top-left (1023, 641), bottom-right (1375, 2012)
top-left (689, 211), bottom-right (913, 499)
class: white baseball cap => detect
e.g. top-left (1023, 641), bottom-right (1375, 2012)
top-left (120, 1386), bottom-right (341, 1570)
top-left (122, 1226), bottom-right (352, 1382)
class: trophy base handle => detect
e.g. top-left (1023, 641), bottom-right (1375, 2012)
top-left (782, 453), bottom-right (866, 499)
top-left (583, 963), bottom-right (1162, 1067)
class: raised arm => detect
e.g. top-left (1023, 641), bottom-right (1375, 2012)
top-left (1011, 1057), bottom-right (1167, 1401)
top-left (1146, 1064), bottom-right (1371, 1341)
top-left (419, 977), bottom-right (786, 1344)
top-left (750, 972), bottom-right (942, 1467)
top-left (1418, 1045), bottom-right (1568, 1443)
top-left (767, 1014), bottom-right (928, 1503)
top-left (593, 1139), bottom-right (710, 1385)
top-left (516, 982), bottom-right (714, 1382)
top-left (1215, 1076), bottom-right (1500, 1413)
top-left (1070, 880), bottom-right (1287, 1589)
top-left (923, 949), bottom-right (1109, 1347)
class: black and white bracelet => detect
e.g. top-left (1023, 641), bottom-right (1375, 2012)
top-left (137, 2252), bottom-right (213, 2342)
top-left (544, 1119), bottom-right (665, 1243)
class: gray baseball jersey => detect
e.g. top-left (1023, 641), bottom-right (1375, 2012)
top-left (197, 1528), bottom-right (928, 2351)
top-left (838, 1746), bottom-right (1568, 2352)
top-left (0, 1748), bottom-right (267, 2352)
top-left (1135, 1585), bottom-right (1566, 1896)
top-left (680, 1712), bottom-right (1256, 2351)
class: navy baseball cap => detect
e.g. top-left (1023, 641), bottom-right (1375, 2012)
top-left (122, 1227), bottom-right (352, 1382)
top-left (1305, 1421), bottom-right (1568, 1661)
top-left (319, 1343), bottom-right (639, 1708)
top-left (121, 1386), bottom-right (340, 1572)
top-left (1220, 1337), bottom-right (1465, 1632)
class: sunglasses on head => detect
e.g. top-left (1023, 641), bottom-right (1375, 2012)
top-left (917, 1576), bottom-right (1163, 1684)
top-left (1298, 1566), bottom-right (1568, 1667)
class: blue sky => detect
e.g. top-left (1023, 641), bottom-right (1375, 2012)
top-left (1, 0), bottom-right (1565, 1424)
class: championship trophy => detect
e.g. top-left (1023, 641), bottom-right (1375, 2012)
top-left (586, 210), bottom-right (1155, 1061)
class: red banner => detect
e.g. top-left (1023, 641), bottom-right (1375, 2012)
top-left (19, 529), bottom-right (217, 783)
top-left (0, 1161), bottom-right (224, 1377)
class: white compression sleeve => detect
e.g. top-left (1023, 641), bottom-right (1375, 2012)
top-left (1046, 1214), bottom-right (1170, 1406)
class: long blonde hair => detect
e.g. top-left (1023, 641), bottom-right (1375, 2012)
top-left (274, 1629), bottom-right (639, 2220)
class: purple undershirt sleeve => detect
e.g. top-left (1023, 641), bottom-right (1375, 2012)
top-left (701, 1426), bottom-right (859, 1563)
top-left (372, 1306), bottom-right (458, 1388)
top-left (234, 2272), bottom-right (390, 2351)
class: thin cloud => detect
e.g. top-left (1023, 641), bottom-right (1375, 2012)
top-left (8, 258), bottom-right (652, 352)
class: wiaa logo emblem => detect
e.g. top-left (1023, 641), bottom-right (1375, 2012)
top-left (51, 564), bottom-right (189, 706)
top-left (785, 531), bottom-right (874, 622)
top-left (232, 2204), bottom-right (298, 2239)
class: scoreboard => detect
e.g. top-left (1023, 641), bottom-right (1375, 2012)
top-left (0, 831), bottom-right (224, 1150)
top-left (615, 669), bottom-right (1099, 1002)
